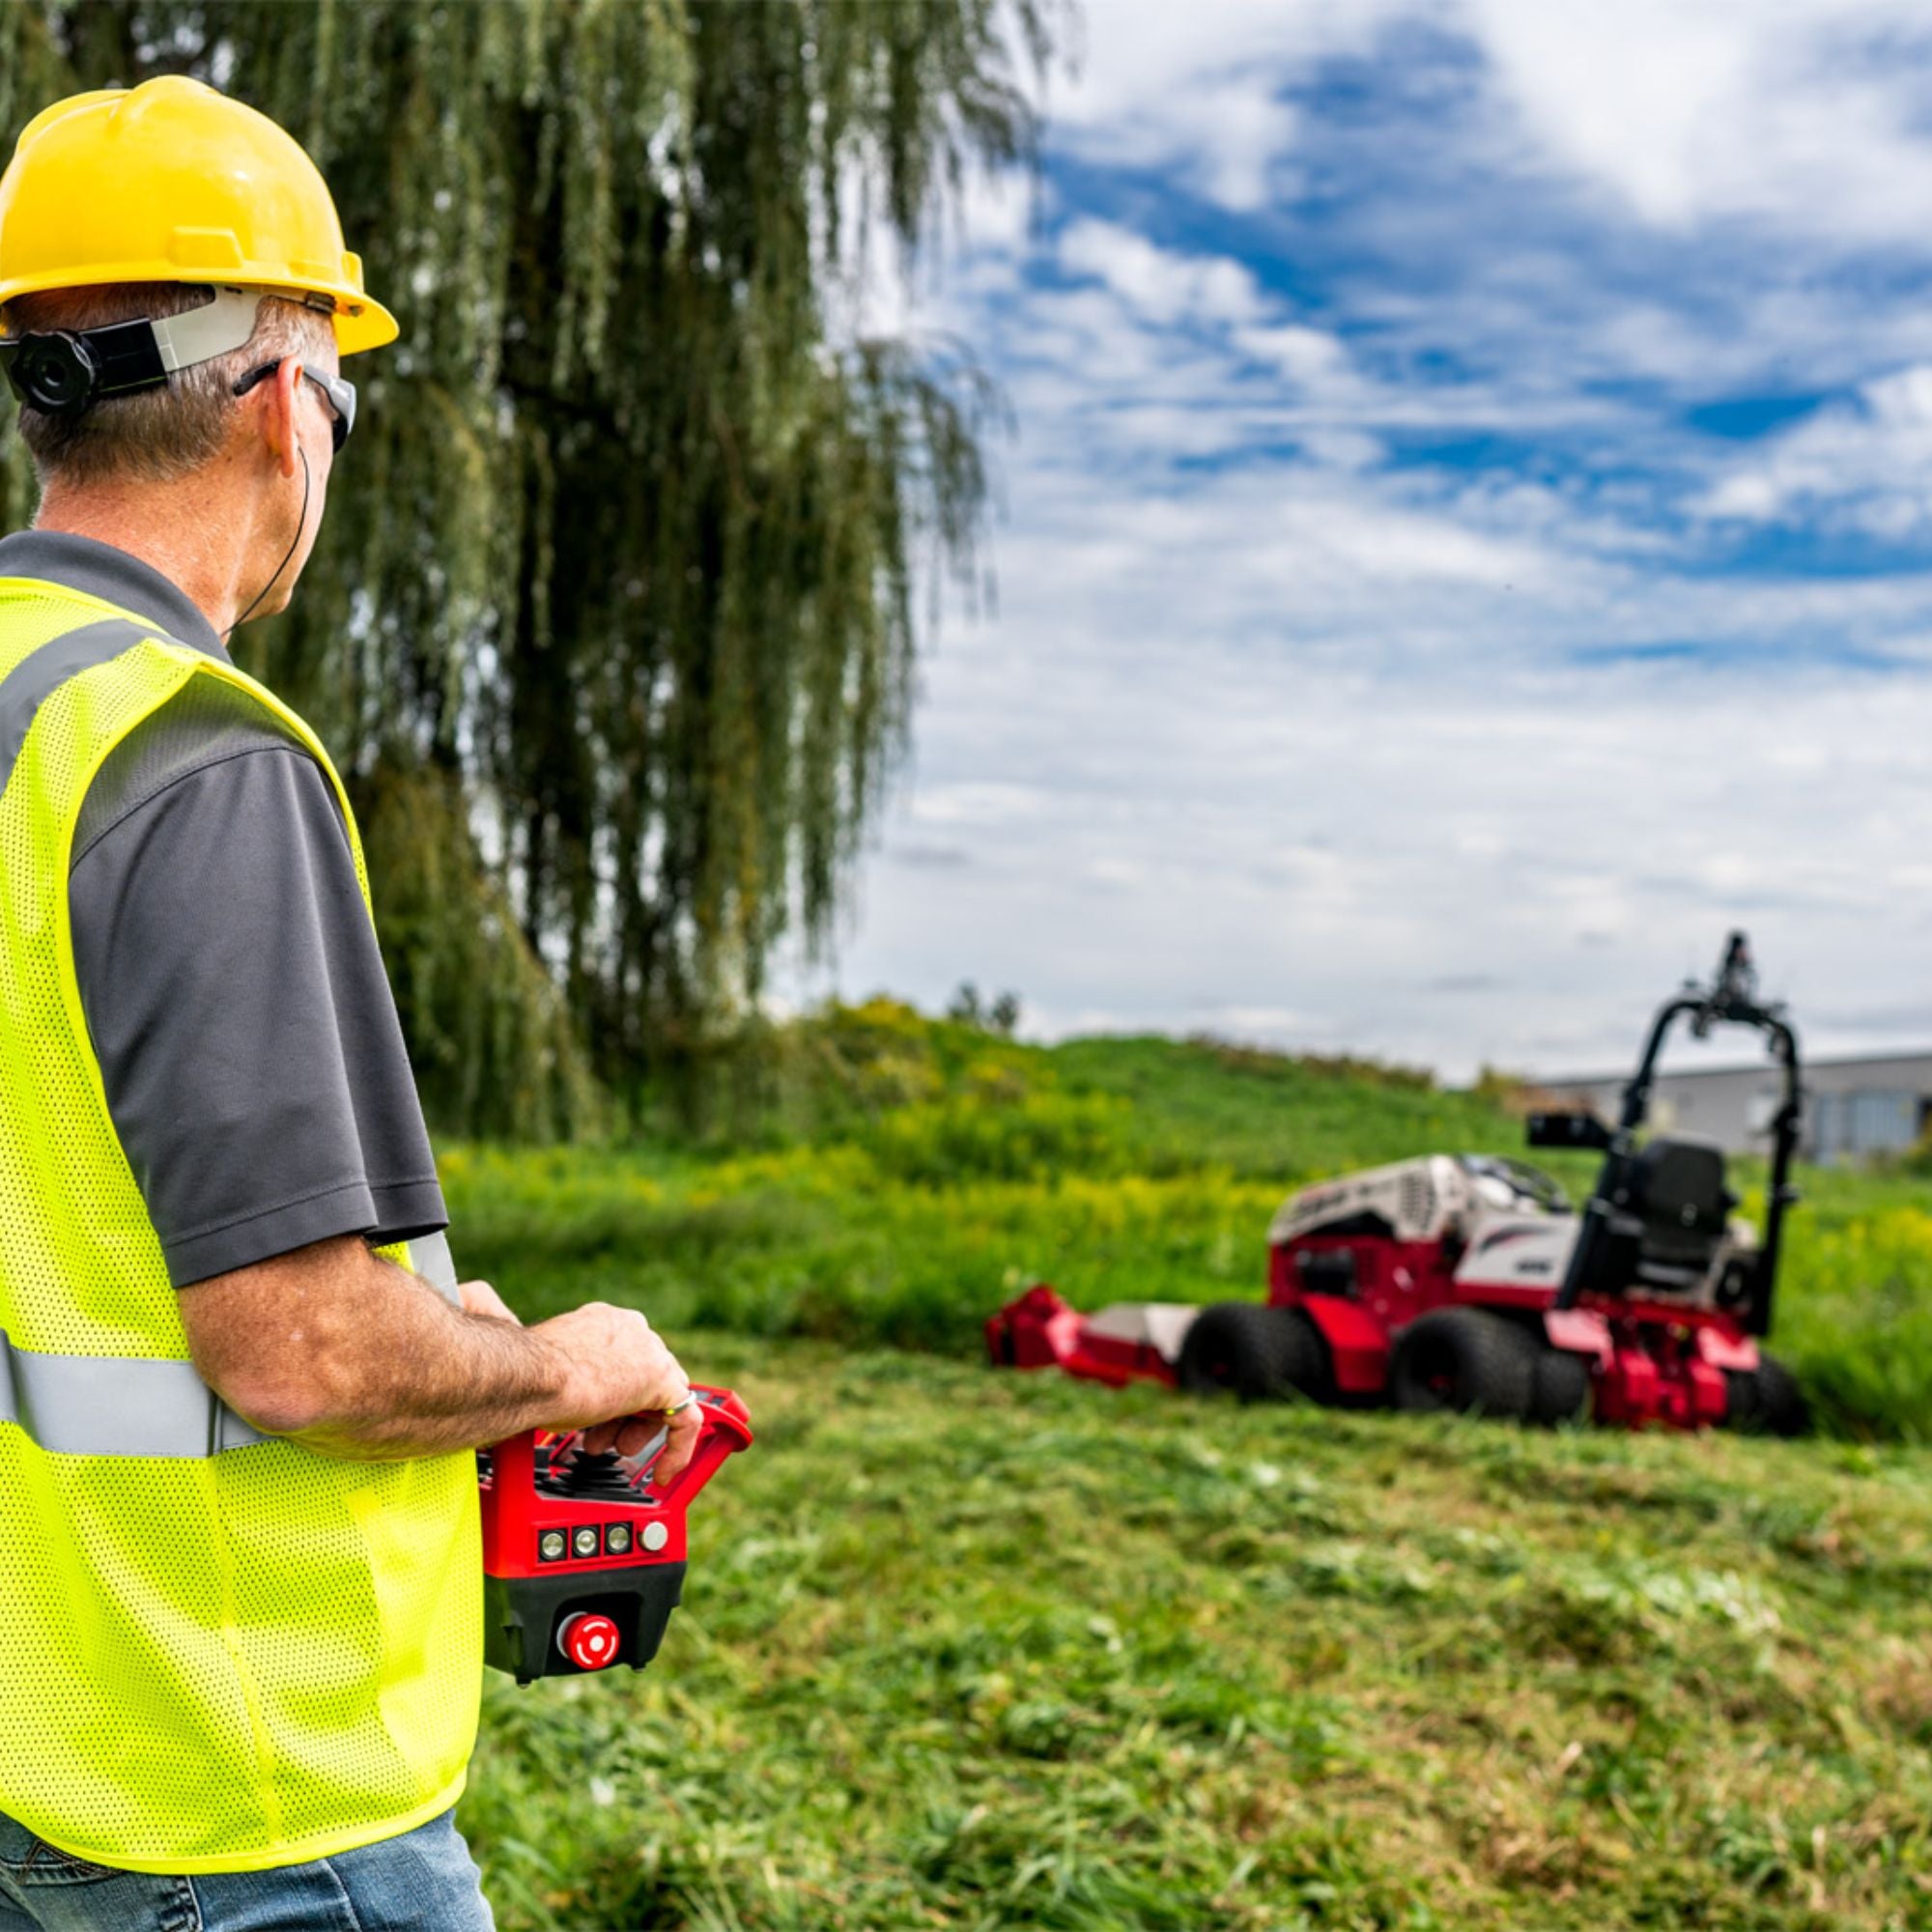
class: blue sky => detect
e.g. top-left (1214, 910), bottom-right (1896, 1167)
top-left (800, 0), bottom-right (1932, 1080)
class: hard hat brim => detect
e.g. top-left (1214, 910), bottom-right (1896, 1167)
top-left (0, 267), bottom-right (397, 357)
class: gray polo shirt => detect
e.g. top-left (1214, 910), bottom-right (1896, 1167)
top-left (0, 529), bottom-right (446, 1287)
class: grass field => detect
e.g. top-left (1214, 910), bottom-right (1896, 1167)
top-left (442, 1005), bottom-right (1932, 1927)
top-left (463, 1341), bottom-right (1932, 1930)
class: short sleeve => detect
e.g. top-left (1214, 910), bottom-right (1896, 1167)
top-left (69, 735), bottom-right (446, 1287)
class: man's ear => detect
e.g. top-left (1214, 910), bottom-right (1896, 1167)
top-left (252, 355), bottom-right (304, 482)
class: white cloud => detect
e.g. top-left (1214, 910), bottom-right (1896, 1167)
top-left (1696, 364), bottom-right (1932, 532)
top-left (1048, 1), bottom-right (1391, 211)
top-left (827, 563), bottom-right (1932, 1076)
top-left (1057, 219), bottom-right (1264, 327)
top-left (1465, 0), bottom-right (1932, 243)
top-left (1235, 323), bottom-right (1350, 386)
top-left (1051, 2), bottom-right (1932, 252)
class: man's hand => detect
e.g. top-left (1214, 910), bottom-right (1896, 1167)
top-left (532, 1302), bottom-right (702, 1485)
top-left (443, 1286), bottom-right (707, 1481)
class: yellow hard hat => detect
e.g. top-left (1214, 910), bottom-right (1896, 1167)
top-left (0, 76), bottom-right (396, 355)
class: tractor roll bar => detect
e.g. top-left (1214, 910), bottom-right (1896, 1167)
top-left (1554, 932), bottom-right (1802, 1335)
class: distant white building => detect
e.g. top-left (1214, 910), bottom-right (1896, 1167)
top-left (1535, 1051), bottom-right (1932, 1165)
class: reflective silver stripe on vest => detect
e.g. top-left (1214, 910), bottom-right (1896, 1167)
top-left (408, 1231), bottom-right (463, 1307)
top-left (0, 617), bottom-right (154, 799)
top-left (0, 1328), bottom-right (270, 1457)
top-left (0, 1228), bottom-right (464, 1456)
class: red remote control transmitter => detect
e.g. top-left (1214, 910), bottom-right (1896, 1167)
top-left (478, 1384), bottom-right (753, 1684)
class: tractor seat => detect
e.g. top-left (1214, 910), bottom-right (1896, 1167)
top-left (1621, 1135), bottom-right (1735, 1273)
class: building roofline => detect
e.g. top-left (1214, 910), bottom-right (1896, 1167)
top-left (1535, 1045), bottom-right (1932, 1087)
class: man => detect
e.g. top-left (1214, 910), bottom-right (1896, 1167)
top-left (0, 78), bottom-right (701, 1931)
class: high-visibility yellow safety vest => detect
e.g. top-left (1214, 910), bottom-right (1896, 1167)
top-left (0, 571), bottom-right (481, 1874)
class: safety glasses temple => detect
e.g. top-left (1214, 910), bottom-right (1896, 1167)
top-left (231, 360), bottom-right (355, 452)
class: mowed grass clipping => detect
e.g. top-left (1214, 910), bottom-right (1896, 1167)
top-left (442, 1000), bottom-right (1932, 1439)
top-left (461, 1339), bottom-right (1932, 1931)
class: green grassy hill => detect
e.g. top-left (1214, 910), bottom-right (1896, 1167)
top-left (446, 1006), bottom-right (1932, 1929)
top-left (444, 1000), bottom-right (1932, 1439)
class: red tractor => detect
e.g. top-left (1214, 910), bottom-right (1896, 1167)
top-left (988, 934), bottom-right (1807, 1434)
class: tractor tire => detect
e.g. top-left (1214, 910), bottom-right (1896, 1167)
top-left (1281, 1307), bottom-right (1335, 1403)
top-left (1177, 1302), bottom-right (1309, 1404)
top-left (1720, 1367), bottom-right (1760, 1432)
top-left (1725, 1351), bottom-right (1808, 1437)
top-left (1528, 1346), bottom-right (1592, 1427)
top-left (1389, 1308), bottom-right (1539, 1420)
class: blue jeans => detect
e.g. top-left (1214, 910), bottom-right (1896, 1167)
top-left (0, 1807), bottom-right (494, 1931)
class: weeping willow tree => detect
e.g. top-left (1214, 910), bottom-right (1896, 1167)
top-left (0, 0), bottom-right (1049, 1135)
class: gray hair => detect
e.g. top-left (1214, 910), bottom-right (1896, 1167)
top-left (1, 284), bottom-right (335, 487)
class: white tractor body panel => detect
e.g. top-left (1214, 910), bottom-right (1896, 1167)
top-left (1267, 1154), bottom-right (1473, 1247)
top-left (1454, 1219), bottom-right (1577, 1292)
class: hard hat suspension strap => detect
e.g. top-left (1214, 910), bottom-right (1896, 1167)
top-left (0, 287), bottom-right (262, 419)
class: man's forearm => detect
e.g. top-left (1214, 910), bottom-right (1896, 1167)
top-left (183, 1231), bottom-right (701, 1476)
top-left (183, 1236), bottom-right (573, 1461)
top-left (288, 1285), bottom-right (572, 1461)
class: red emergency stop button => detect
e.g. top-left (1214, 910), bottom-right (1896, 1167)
top-left (556, 1612), bottom-right (621, 1671)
